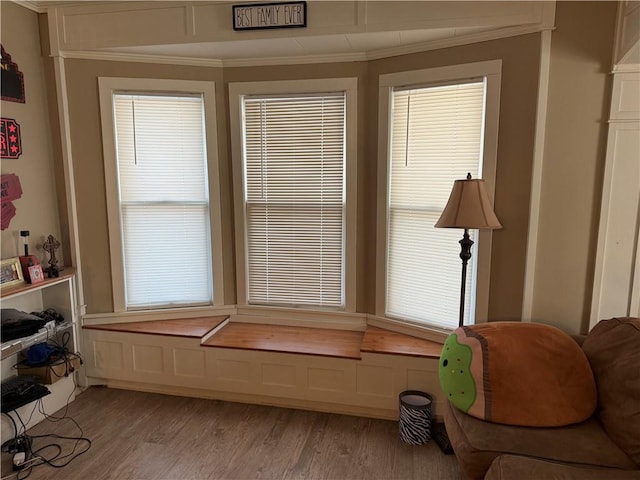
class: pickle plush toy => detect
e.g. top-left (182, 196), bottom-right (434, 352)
top-left (438, 334), bottom-right (476, 412)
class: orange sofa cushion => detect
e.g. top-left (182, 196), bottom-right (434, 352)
top-left (439, 322), bottom-right (597, 426)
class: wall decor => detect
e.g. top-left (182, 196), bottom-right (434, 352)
top-left (1, 202), bottom-right (16, 231)
top-left (27, 264), bottom-right (45, 284)
top-left (1, 45), bottom-right (25, 103)
top-left (19, 230), bottom-right (41, 283)
top-left (43, 234), bottom-right (61, 278)
top-left (20, 253), bottom-right (41, 282)
top-left (1, 118), bottom-right (22, 159)
top-left (0, 173), bottom-right (23, 230)
top-left (233, 1), bottom-right (306, 30)
top-left (0, 257), bottom-right (25, 289)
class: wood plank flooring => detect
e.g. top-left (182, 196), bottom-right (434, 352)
top-left (1, 387), bottom-right (461, 480)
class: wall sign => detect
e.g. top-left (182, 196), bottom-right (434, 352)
top-left (1, 118), bottom-right (22, 159)
top-left (0, 173), bottom-right (23, 230)
top-left (233, 1), bottom-right (306, 31)
top-left (1, 45), bottom-right (25, 104)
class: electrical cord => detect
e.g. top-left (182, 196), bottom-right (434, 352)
top-left (2, 413), bottom-right (18, 440)
top-left (16, 402), bottom-right (41, 438)
top-left (1, 411), bottom-right (34, 480)
top-left (10, 329), bottom-right (83, 384)
top-left (2, 311), bottom-right (88, 478)
top-left (31, 370), bottom-right (91, 468)
top-left (35, 373), bottom-right (91, 465)
top-left (1, 358), bottom-right (90, 479)
top-left (35, 373), bottom-right (76, 424)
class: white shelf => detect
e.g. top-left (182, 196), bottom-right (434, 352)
top-left (1, 321), bottom-right (74, 360)
top-left (1, 269), bottom-right (75, 300)
top-left (1, 270), bottom-right (79, 444)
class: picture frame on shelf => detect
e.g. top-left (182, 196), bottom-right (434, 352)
top-left (0, 257), bottom-right (25, 288)
top-left (27, 264), bottom-right (45, 284)
top-left (19, 254), bottom-right (40, 282)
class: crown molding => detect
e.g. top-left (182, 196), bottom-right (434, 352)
top-left (11, 0), bottom-right (44, 13)
top-left (612, 63), bottom-right (640, 74)
top-left (60, 50), bottom-right (225, 68)
top-left (57, 23), bottom-right (550, 68)
top-left (366, 24), bottom-right (552, 61)
top-left (222, 51), bottom-right (368, 67)
top-left (12, 0), bottom-right (117, 12)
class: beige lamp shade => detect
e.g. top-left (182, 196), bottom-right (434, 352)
top-left (435, 177), bottom-right (502, 229)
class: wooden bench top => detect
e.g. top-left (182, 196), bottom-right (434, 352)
top-left (83, 316), bottom-right (228, 338)
top-left (361, 326), bottom-right (442, 358)
top-left (84, 317), bottom-right (443, 359)
top-left (201, 322), bottom-right (364, 359)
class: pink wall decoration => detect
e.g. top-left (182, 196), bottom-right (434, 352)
top-left (1, 173), bottom-right (23, 230)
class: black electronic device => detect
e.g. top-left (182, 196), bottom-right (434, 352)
top-left (1, 308), bottom-right (47, 341)
top-left (1, 375), bottom-right (50, 412)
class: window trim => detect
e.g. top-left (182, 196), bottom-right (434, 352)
top-left (98, 77), bottom-right (224, 312)
top-left (229, 78), bottom-right (358, 313)
top-left (375, 60), bottom-right (502, 330)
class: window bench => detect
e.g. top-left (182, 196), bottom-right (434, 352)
top-left (82, 318), bottom-right (444, 420)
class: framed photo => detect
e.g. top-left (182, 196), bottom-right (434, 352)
top-left (28, 264), bottom-right (45, 284)
top-left (19, 254), bottom-right (39, 281)
top-left (0, 257), bottom-right (25, 288)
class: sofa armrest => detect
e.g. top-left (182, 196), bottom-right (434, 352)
top-left (485, 455), bottom-right (640, 480)
top-left (571, 334), bottom-right (587, 346)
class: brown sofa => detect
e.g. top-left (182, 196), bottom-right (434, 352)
top-left (444, 317), bottom-right (640, 479)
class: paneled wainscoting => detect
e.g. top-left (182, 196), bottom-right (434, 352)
top-left (82, 318), bottom-right (444, 420)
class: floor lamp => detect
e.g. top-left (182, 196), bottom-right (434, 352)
top-left (435, 173), bottom-right (502, 328)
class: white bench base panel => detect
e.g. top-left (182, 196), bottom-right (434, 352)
top-left (83, 329), bottom-right (444, 420)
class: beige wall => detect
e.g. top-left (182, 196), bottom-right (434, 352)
top-left (369, 33), bottom-right (542, 320)
top-left (19, 1), bottom-right (619, 334)
top-left (62, 34), bottom-right (541, 319)
top-left (222, 63), bottom-right (370, 312)
top-left (63, 59), bottom-right (368, 313)
top-left (0, 2), bottom-right (61, 264)
top-left (531, 1), bottom-right (617, 334)
top-left (62, 60), bottom-right (224, 313)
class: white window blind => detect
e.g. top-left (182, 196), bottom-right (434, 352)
top-left (387, 80), bottom-right (486, 329)
top-left (113, 93), bottom-right (212, 309)
top-left (242, 93), bottom-right (346, 308)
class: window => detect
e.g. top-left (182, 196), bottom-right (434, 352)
top-left (230, 79), bottom-right (357, 312)
top-left (377, 61), bottom-right (501, 331)
top-left (99, 78), bottom-right (224, 311)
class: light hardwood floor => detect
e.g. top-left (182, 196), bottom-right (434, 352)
top-left (2, 387), bottom-right (461, 480)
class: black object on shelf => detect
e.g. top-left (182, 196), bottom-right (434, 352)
top-left (1, 375), bottom-right (50, 412)
top-left (1, 309), bottom-right (47, 342)
top-left (19, 231), bottom-right (29, 257)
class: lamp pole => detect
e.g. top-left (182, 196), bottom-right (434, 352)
top-left (458, 228), bottom-right (474, 328)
